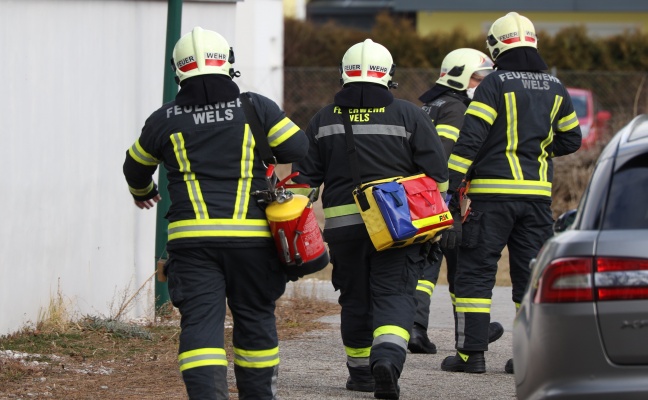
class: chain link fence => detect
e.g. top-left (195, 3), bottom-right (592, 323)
top-left (284, 67), bottom-right (648, 135)
top-left (283, 68), bottom-right (648, 218)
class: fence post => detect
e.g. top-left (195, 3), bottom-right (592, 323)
top-left (155, 0), bottom-right (183, 315)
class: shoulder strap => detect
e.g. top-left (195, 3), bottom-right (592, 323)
top-left (341, 108), bottom-right (362, 186)
top-left (239, 92), bottom-right (276, 165)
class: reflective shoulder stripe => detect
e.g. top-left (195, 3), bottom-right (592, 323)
top-left (448, 154), bottom-right (472, 174)
top-left (268, 117), bottom-right (300, 146)
top-left (557, 111), bottom-right (579, 132)
top-left (178, 348), bottom-right (227, 371)
top-left (167, 218), bottom-right (271, 240)
top-left (128, 139), bottom-right (160, 166)
top-left (469, 179), bottom-right (552, 197)
top-left (465, 101), bottom-right (497, 125)
top-left (233, 346), bottom-right (280, 368)
top-left (436, 124), bottom-right (460, 142)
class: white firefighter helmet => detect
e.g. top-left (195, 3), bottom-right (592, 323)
top-left (171, 26), bottom-right (235, 82)
top-left (436, 48), bottom-right (494, 90)
top-left (340, 39), bottom-right (396, 88)
top-left (486, 12), bottom-right (538, 60)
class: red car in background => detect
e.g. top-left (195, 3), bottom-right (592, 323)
top-left (567, 87), bottom-right (612, 149)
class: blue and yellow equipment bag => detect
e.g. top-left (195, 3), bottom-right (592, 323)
top-left (353, 174), bottom-right (454, 251)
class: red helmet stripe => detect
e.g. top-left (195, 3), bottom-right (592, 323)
top-left (346, 70), bottom-right (362, 77)
top-left (367, 71), bottom-right (386, 78)
top-left (501, 37), bottom-right (521, 44)
top-left (179, 61), bottom-right (198, 72)
top-left (205, 59), bottom-right (226, 67)
top-left (525, 36), bottom-right (536, 43)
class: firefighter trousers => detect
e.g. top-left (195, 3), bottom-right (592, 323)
top-left (413, 244), bottom-right (458, 330)
top-left (166, 245), bottom-right (287, 400)
top-left (453, 200), bottom-right (553, 352)
top-left (329, 237), bottom-right (424, 380)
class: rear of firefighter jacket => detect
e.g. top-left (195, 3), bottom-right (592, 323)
top-left (292, 99), bottom-right (448, 244)
top-left (123, 93), bottom-right (308, 249)
top-left (422, 89), bottom-right (470, 160)
top-left (447, 70), bottom-right (582, 201)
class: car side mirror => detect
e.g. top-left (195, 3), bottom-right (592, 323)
top-left (553, 209), bottom-right (577, 234)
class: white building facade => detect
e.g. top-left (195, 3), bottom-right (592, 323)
top-left (0, 0), bottom-right (284, 335)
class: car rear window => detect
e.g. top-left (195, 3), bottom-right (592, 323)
top-left (602, 157), bottom-right (648, 229)
top-left (571, 95), bottom-right (587, 119)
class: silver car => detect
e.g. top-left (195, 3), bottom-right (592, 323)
top-left (512, 114), bottom-right (648, 400)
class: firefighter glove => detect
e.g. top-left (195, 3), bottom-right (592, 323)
top-left (440, 211), bottom-right (462, 250)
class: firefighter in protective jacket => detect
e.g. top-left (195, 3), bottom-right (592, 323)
top-left (439, 13), bottom-right (582, 374)
top-left (291, 39), bottom-right (448, 399)
top-left (123, 27), bottom-right (308, 399)
top-left (411, 48), bottom-right (504, 355)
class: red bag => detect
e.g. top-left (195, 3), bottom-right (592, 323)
top-left (399, 175), bottom-right (454, 235)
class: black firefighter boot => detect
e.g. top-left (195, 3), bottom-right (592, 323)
top-left (441, 351), bottom-right (486, 373)
top-left (372, 360), bottom-right (400, 400)
top-left (408, 323), bottom-right (437, 354)
top-left (346, 364), bottom-right (374, 392)
top-left (488, 322), bottom-right (505, 343)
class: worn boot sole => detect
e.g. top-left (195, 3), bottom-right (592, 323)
top-left (372, 361), bottom-right (400, 399)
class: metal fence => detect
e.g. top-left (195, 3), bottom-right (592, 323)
top-left (284, 67), bottom-right (648, 134)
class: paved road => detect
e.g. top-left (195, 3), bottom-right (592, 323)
top-left (274, 280), bottom-right (518, 400)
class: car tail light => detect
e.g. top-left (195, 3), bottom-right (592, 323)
top-left (534, 258), bottom-right (594, 303)
top-left (595, 257), bottom-right (648, 300)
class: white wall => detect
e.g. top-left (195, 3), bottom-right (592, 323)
top-left (0, 0), bottom-right (284, 336)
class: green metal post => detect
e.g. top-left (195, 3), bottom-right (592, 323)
top-left (155, 0), bottom-right (183, 314)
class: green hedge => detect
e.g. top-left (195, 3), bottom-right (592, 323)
top-left (285, 13), bottom-right (648, 71)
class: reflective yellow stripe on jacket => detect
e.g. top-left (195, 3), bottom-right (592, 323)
top-left (469, 179), bottom-right (552, 197)
top-left (168, 218), bottom-right (271, 240)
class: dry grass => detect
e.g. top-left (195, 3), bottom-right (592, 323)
top-left (0, 294), bottom-right (339, 399)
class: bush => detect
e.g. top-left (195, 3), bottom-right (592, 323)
top-left (286, 13), bottom-right (648, 71)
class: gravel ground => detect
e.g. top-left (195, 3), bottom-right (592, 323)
top-left (276, 281), bottom-right (518, 400)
